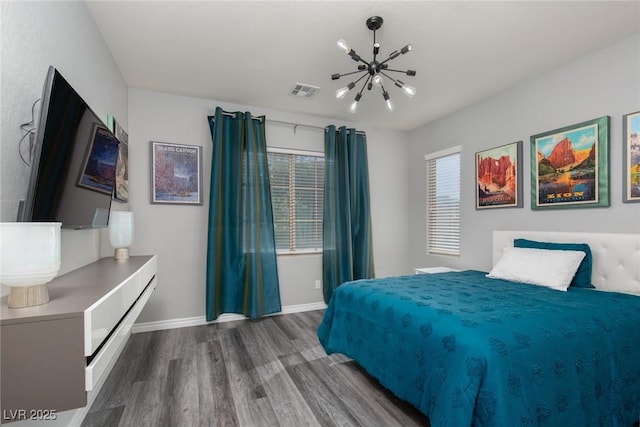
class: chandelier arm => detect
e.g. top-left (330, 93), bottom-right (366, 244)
top-left (336, 70), bottom-right (368, 79)
top-left (379, 54), bottom-right (399, 67)
top-left (357, 57), bottom-right (371, 67)
top-left (384, 68), bottom-right (416, 76)
top-left (348, 50), bottom-right (371, 67)
top-left (381, 71), bottom-right (416, 98)
top-left (356, 74), bottom-right (373, 97)
top-left (352, 72), bottom-right (369, 87)
top-left (380, 71), bottom-right (401, 86)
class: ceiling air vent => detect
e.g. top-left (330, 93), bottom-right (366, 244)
top-left (290, 83), bottom-right (321, 98)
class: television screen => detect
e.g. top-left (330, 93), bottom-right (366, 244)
top-left (19, 67), bottom-right (120, 229)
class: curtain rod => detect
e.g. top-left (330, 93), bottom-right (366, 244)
top-left (270, 119), bottom-right (366, 136)
top-left (209, 111), bottom-right (365, 135)
top-left (268, 119), bottom-right (323, 132)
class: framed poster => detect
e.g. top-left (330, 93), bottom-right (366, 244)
top-left (530, 116), bottom-right (609, 210)
top-left (77, 124), bottom-right (120, 195)
top-left (108, 115), bottom-right (129, 202)
top-left (475, 141), bottom-right (522, 209)
top-left (114, 140), bottom-right (129, 202)
top-left (623, 111), bottom-right (640, 203)
top-left (151, 141), bottom-right (203, 205)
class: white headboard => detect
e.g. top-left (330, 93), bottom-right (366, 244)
top-left (493, 231), bottom-right (640, 294)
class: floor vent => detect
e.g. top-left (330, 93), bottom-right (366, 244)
top-left (290, 83), bottom-right (321, 98)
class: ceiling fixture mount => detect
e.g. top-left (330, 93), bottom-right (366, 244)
top-left (331, 16), bottom-right (416, 113)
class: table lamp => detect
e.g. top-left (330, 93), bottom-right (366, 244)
top-left (0, 222), bottom-right (61, 308)
top-left (109, 211), bottom-right (134, 261)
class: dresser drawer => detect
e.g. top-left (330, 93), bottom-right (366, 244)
top-left (83, 272), bottom-right (140, 356)
top-left (138, 254), bottom-right (157, 294)
top-left (85, 276), bottom-right (156, 391)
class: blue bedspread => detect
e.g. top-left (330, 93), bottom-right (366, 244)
top-left (317, 270), bottom-right (640, 426)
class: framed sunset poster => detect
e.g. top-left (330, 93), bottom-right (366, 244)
top-left (623, 111), bottom-right (640, 203)
top-left (475, 141), bottom-right (522, 209)
top-left (531, 116), bottom-right (609, 210)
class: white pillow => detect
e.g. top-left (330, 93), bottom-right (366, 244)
top-left (486, 246), bottom-right (586, 291)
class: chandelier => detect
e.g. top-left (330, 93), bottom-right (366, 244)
top-left (331, 16), bottom-right (416, 113)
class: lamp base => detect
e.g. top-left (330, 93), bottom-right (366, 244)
top-left (8, 285), bottom-right (50, 308)
top-left (114, 247), bottom-right (130, 261)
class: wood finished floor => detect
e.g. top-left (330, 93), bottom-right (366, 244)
top-left (82, 309), bottom-right (430, 427)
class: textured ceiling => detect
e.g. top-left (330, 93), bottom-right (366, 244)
top-left (86, 1), bottom-right (640, 131)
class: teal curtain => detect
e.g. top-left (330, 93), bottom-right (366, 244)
top-left (323, 125), bottom-right (375, 303)
top-left (206, 107), bottom-right (281, 321)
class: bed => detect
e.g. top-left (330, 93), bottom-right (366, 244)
top-left (318, 231), bottom-right (640, 426)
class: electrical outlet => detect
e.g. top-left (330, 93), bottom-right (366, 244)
top-left (314, 280), bottom-right (321, 289)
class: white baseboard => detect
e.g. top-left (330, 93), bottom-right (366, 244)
top-left (131, 301), bottom-right (327, 334)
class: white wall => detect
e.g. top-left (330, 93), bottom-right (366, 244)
top-left (129, 89), bottom-right (410, 323)
top-left (0, 1), bottom-right (128, 277)
top-left (0, 2), bottom-right (129, 425)
top-left (408, 34), bottom-right (640, 272)
top-left (0, 1), bottom-right (409, 324)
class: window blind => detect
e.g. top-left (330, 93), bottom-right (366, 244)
top-left (267, 149), bottom-right (324, 253)
top-left (425, 147), bottom-right (461, 256)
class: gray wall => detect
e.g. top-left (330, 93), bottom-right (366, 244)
top-left (0, 0), bottom-right (409, 322)
top-left (0, 1), bottom-right (128, 282)
top-left (129, 89), bottom-right (410, 323)
top-left (4, 1), bottom-right (635, 325)
top-left (407, 34), bottom-right (640, 273)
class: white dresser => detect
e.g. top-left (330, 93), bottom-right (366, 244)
top-left (1, 255), bottom-right (157, 417)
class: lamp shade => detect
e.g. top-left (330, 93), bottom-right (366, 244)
top-left (109, 211), bottom-right (134, 260)
top-left (0, 222), bottom-right (61, 308)
top-left (0, 222), bottom-right (61, 287)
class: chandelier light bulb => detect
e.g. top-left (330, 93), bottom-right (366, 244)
top-left (335, 87), bottom-right (350, 99)
top-left (337, 39), bottom-right (350, 53)
top-left (386, 99), bottom-right (396, 112)
top-left (335, 82), bottom-right (355, 99)
top-left (349, 93), bottom-right (362, 113)
top-left (383, 91), bottom-right (395, 112)
top-left (400, 44), bottom-right (412, 54)
top-left (402, 84), bottom-right (416, 98)
top-left (372, 75), bottom-right (383, 87)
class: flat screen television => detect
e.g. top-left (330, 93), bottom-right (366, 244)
top-left (18, 66), bottom-right (120, 229)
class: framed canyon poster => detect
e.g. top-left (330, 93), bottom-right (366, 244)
top-left (475, 141), bottom-right (522, 209)
top-left (531, 116), bottom-right (609, 210)
top-left (150, 141), bottom-right (203, 205)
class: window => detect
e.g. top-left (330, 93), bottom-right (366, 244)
top-left (267, 148), bottom-right (324, 253)
top-left (425, 146), bottom-right (461, 256)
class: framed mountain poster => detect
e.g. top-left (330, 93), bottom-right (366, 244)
top-left (531, 116), bottom-right (609, 210)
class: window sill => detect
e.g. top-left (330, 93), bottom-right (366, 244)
top-left (276, 250), bottom-right (322, 256)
